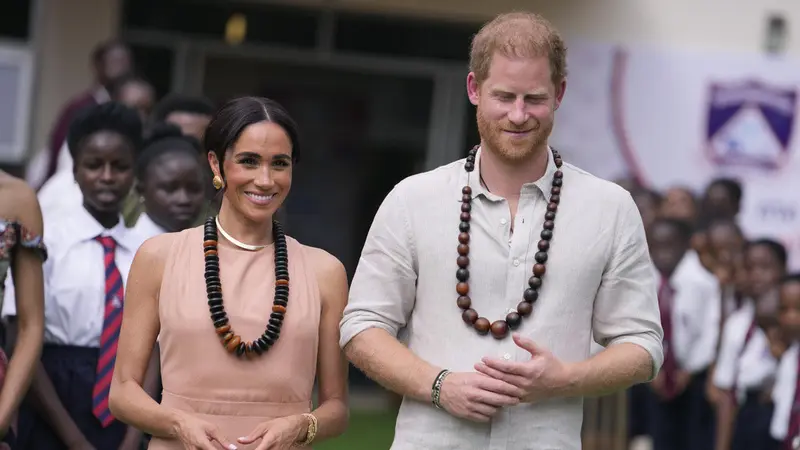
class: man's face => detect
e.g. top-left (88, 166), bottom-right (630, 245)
top-left (467, 53), bottom-right (565, 163)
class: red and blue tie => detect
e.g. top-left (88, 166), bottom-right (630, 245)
top-left (93, 236), bottom-right (123, 427)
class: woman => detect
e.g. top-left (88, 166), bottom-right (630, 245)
top-left (0, 173), bottom-right (46, 447)
top-left (12, 102), bottom-right (148, 449)
top-left (132, 123), bottom-right (206, 240)
top-left (110, 97), bottom-right (349, 449)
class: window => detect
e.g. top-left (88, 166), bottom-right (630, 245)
top-left (335, 13), bottom-right (479, 61)
top-left (0, 0), bottom-right (32, 41)
top-left (123, 0), bottom-right (318, 49)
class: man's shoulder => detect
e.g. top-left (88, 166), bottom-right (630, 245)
top-left (562, 163), bottom-right (635, 212)
top-left (391, 159), bottom-right (465, 199)
top-left (564, 163), bottom-right (630, 196)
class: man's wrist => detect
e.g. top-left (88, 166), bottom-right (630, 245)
top-left (555, 361), bottom-right (583, 398)
top-left (431, 369), bottom-right (451, 408)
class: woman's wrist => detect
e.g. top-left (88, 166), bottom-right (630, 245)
top-left (167, 408), bottom-right (188, 439)
top-left (292, 414), bottom-right (309, 443)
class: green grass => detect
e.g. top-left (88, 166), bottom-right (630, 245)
top-left (316, 409), bottom-right (397, 450)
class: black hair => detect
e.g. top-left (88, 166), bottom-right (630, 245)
top-left (631, 187), bottom-right (663, 204)
top-left (706, 177), bottom-right (743, 205)
top-left (706, 218), bottom-right (744, 239)
top-left (135, 122), bottom-right (202, 182)
top-left (107, 73), bottom-right (153, 100)
top-left (152, 94), bottom-right (216, 122)
top-left (91, 39), bottom-right (130, 65)
top-left (781, 273), bottom-right (800, 286)
top-left (746, 238), bottom-right (788, 269)
top-left (67, 102), bottom-right (143, 160)
top-left (650, 217), bottom-right (694, 243)
top-left (204, 96), bottom-right (300, 178)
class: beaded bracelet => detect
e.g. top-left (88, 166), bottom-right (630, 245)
top-left (431, 369), bottom-right (451, 409)
top-left (299, 413), bottom-right (318, 446)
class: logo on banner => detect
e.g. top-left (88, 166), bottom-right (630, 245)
top-left (705, 80), bottom-right (796, 169)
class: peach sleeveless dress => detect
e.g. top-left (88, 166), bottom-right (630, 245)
top-left (149, 226), bottom-right (320, 449)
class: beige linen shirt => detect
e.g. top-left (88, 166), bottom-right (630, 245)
top-left (340, 148), bottom-right (664, 450)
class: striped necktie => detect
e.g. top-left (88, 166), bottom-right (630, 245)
top-left (658, 278), bottom-right (680, 400)
top-left (93, 235), bottom-right (123, 427)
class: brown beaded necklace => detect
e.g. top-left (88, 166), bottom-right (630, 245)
top-left (456, 145), bottom-right (564, 339)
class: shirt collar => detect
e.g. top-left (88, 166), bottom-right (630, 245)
top-left (464, 146), bottom-right (558, 202)
top-left (135, 213), bottom-right (167, 238)
top-left (92, 86), bottom-right (110, 104)
top-left (67, 206), bottom-right (134, 250)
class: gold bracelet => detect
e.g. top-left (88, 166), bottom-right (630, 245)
top-left (299, 413), bottom-right (318, 446)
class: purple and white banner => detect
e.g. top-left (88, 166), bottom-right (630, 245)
top-left (553, 42), bottom-right (800, 269)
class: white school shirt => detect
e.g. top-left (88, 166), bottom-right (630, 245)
top-left (663, 251), bottom-right (722, 374)
top-left (36, 159), bottom-right (83, 221)
top-left (131, 213), bottom-right (167, 242)
top-left (2, 206), bottom-right (142, 347)
top-left (713, 300), bottom-right (777, 402)
top-left (772, 342), bottom-right (799, 440)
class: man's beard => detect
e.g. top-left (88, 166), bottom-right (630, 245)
top-left (476, 106), bottom-right (552, 162)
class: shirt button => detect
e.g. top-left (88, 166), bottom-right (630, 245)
top-left (500, 218), bottom-right (508, 225)
top-left (503, 353), bottom-right (512, 360)
top-left (513, 259), bottom-right (520, 266)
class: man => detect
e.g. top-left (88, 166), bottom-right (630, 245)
top-left (339, 12), bottom-right (663, 450)
top-left (28, 39), bottom-right (134, 189)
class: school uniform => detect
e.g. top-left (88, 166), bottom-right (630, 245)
top-left (713, 300), bottom-right (779, 450)
top-left (648, 250), bottom-right (721, 450)
top-left (2, 206), bottom-right (141, 449)
top-left (771, 342), bottom-right (800, 449)
top-left (130, 213), bottom-right (166, 242)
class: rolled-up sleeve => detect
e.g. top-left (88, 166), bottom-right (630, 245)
top-left (339, 184), bottom-right (418, 349)
top-left (592, 193), bottom-right (664, 379)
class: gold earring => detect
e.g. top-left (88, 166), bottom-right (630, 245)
top-left (212, 176), bottom-right (224, 190)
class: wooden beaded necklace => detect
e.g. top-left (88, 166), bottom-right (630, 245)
top-left (203, 216), bottom-right (290, 357)
top-left (456, 145), bottom-right (564, 339)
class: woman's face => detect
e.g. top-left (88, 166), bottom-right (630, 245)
top-left (139, 152), bottom-right (205, 232)
top-left (209, 121), bottom-right (293, 224)
top-left (660, 187), bottom-right (697, 223)
top-left (74, 131), bottom-right (135, 216)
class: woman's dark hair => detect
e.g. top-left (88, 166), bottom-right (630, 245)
top-left (203, 96), bottom-right (300, 178)
top-left (67, 102), bottom-right (143, 160)
top-left (650, 217), bottom-right (694, 243)
top-left (135, 122), bottom-right (202, 181)
top-left (706, 177), bottom-right (743, 205)
top-left (746, 238), bottom-right (788, 270)
top-left (152, 94), bottom-right (216, 122)
top-left (781, 273), bottom-right (800, 286)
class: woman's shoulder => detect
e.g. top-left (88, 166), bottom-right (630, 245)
top-left (136, 226), bottom-right (202, 262)
top-left (292, 240), bottom-right (347, 284)
top-left (0, 174), bottom-right (41, 225)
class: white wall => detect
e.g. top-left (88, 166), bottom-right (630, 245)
top-left (28, 0), bottom-right (121, 162)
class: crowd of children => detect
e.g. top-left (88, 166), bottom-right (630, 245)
top-left (624, 178), bottom-right (800, 450)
